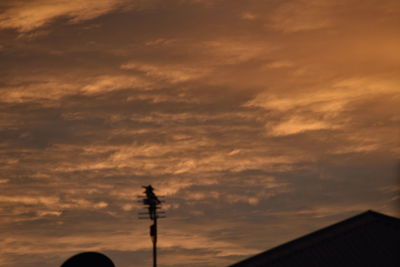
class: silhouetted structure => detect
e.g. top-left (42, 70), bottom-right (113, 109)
top-left (139, 185), bottom-right (165, 267)
top-left (61, 252), bottom-right (114, 267)
top-left (230, 210), bottom-right (400, 267)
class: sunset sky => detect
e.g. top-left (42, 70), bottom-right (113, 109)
top-left (0, 0), bottom-right (399, 266)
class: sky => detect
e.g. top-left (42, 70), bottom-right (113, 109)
top-left (0, 0), bottom-right (399, 266)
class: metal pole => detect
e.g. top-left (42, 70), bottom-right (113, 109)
top-left (152, 216), bottom-right (157, 267)
top-left (140, 185), bottom-right (163, 267)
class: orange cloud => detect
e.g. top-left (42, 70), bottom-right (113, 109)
top-left (0, 0), bottom-right (399, 266)
top-left (0, 0), bottom-right (132, 32)
top-left (268, 0), bottom-right (336, 32)
top-left (269, 116), bottom-right (337, 136)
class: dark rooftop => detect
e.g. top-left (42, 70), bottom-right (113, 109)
top-left (229, 210), bottom-right (400, 267)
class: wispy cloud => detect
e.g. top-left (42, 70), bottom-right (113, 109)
top-left (0, 0), bottom-right (133, 32)
top-left (268, 0), bottom-right (335, 32)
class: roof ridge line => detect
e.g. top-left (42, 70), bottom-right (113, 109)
top-left (229, 210), bottom-right (400, 266)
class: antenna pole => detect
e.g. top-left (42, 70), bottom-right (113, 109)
top-left (139, 185), bottom-right (164, 267)
top-left (152, 217), bottom-right (157, 267)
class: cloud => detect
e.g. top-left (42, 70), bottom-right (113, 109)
top-left (0, 0), bottom-right (226, 33)
top-left (120, 62), bottom-right (207, 83)
top-left (241, 12), bottom-right (257, 21)
top-left (0, 0), bottom-right (132, 32)
top-left (81, 74), bottom-right (152, 94)
top-left (264, 60), bottom-right (294, 69)
top-left (0, 0), bottom-right (399, 266)
top-left (0, 195), bottom-right (59, 206)
top-left (268, 116), bottom-right (336, 136)
top-left (267, 0), bottom-right (335, 32)
top-left (200, 40), bottom-right (275, 65)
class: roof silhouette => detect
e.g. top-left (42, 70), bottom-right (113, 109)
top-left (230, 210), bottom-right (400, 267)
top-left (61, 252), bottom-right (115, 267)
